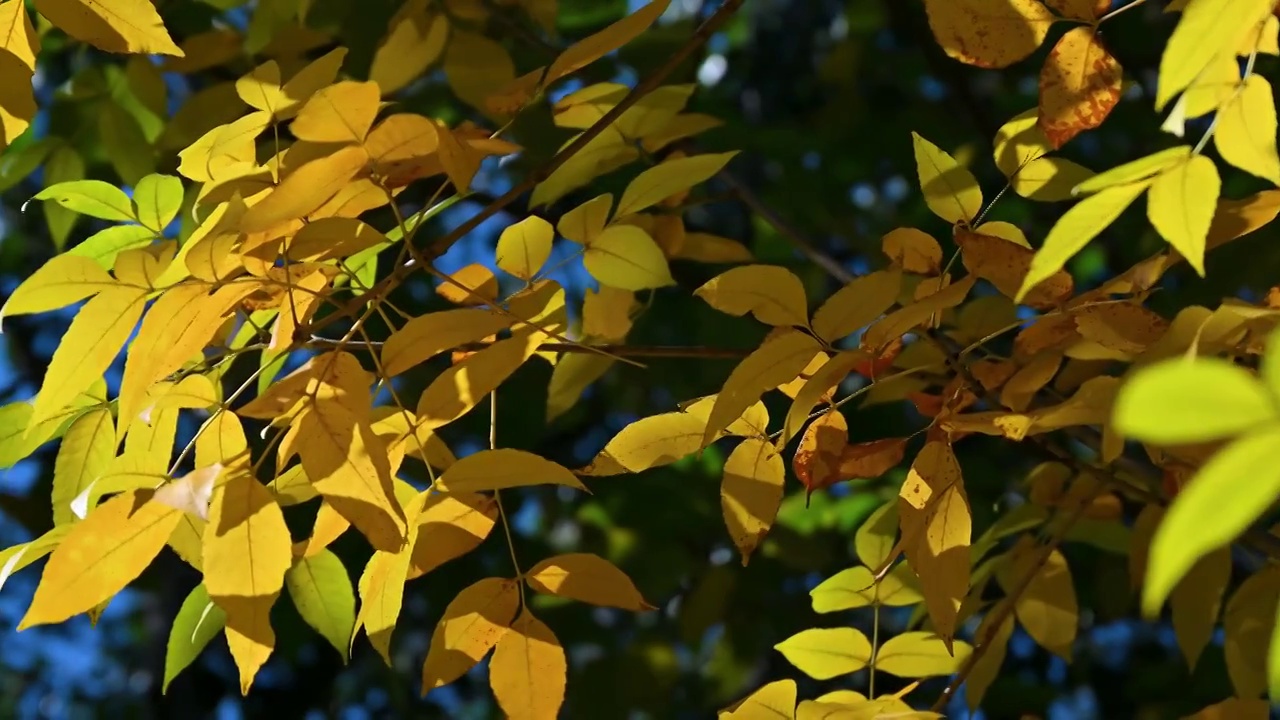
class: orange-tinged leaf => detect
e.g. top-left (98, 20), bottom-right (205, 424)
top-left (0, 254), bottom-right (118, 324)
top-left (30, 285), bottom-right (147, 429)
top-left (436, 449), bottom-right (587, 493)
top-left (489, 609), bottom-right (567, 720)
top-left (496, 216), bottom-right (554, 281)
top-left (20, 490), bottom-right (181, 628)
top-left (241, 145), bottom-right (370, 232)
top-left (545, 0), bottom-right (672, 84)
top-left (381, 309), bottom-right (514, 378)
top-left (1147, 155), bottom-right (1220, 276)
top-left (883, 228), bottom-right (943, 274)
top-left (779, 351), bottom-right (866, 447)
top-left (837, 438), bottom-right (908, 481)
top-left (957, 227), bottom-right (1073, 310)
top-left (811, 269), bottom-right (902, 343)
top-left (416, 331), bottom-right (542, 430)
top-left (583, 224), bottom-right (675, 290)
top-left (296, 401), bottom-right (408, 553)
top-left (922, 0), bottom-right (1055, 69)
top-left (32, 0), bottom-right (183, 56)
top-left (421, 577), bottom-right (520, 692)
top-left (721, 438), bottom-right (785, 565)
top-left (694, 265), bottom-right (809, 328)
top-left (526, 553), bottom-right (654, 611)
top-left (409, 493), bottom-right (496, 579)
top-left (1043, 0), bottom-right (1109, 20)
top-left (792, 410), bottom-right (847, 499)
top-left (911, 132), bottom-right (983, 224)
top-left (1038, 27), bottom-right (1122, 148)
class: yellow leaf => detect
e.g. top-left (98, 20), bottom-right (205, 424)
top-left (50, 408), bottom-right (114, 527)
top-left (957, 228), bottom-right (1072, 310)
top-left (1155, 0), bottom-right (1273, 111)
top-left (1038, 27), bottom-right (1122, 148)
top-left (421, 577), bottom-right (520, 692)
top-left (416, 331), bottom-right (543, 430)
top-left (558, 194), bottom-right (613, 244)
top-left (444, 30), bottom-right (516, 113)
top-left (526, 553), bottom-right (654, 611)
top-left (1012, 157), bottom-right (1096, 202)
top-left (875, 631), bottom-right (973, 677)
top-left (1214, 75), bottom-right (1280, 185)
top-left (779, 350), bottom-right (866, 448)
top-left (1018, 181), bottom-right (1149, 301)
top-left (863, 275), bottom-right (976, 351)
top-left (882, 228), bottom-right (943, 274)
top-left (1172, 547), bottom-right (1231, 671)
top-left (290, 80), bottom-right (382, 144)
top-left (408, 492), bottom-right (496, 580)
top-left (993, 108), bottom-right (1051, 177)
top-left (855, 501), bottom-right (898, 569)
top-left (579, 399), bottom-right (767, 475)
top-left (0, 254), bottom-right (118, 324)
top-left (355, 494), bottom-right (423, 664)
top-left (722, 680), bottom-right (797, 720)
top-left (965, 612), bottom-right (1013, 710)
top-left (292, 501), bottom-right (348, 556)
top-left (810, 564), bottom-right (922, 611)
top-left (616, 151), bottom-right (738, 217)
top-left (1147, 155), bottom-right (1219, 276)
top-left (703, 330), bottom-right (822, 447)
top-left (675, 232), bottom-right (754, 263)
top-left (241, 145), bottom-right (369, 232)
top-left (33, 0), bottom-right (183, 56)
top-left (1043, 0), bottom-right (1110, 21)
top-left (496, 216), bottom-right (554, 281)
top-left (489, 609), bottom-right (567, 720)
top-left (1142, 427), bottom-right (1280, 617)
top-left (545, 0), bottom-right (672, 85)
top-left (811, 269), bottom-right (903, 343)
top-left (20, 490), bottom-right (181, 628)
top-left (222, 591), bottom-right (277, 695)
top-left (583, 224), bottom-right (675, 290)
top-left (912, 132), bottom-right (982, 224)
top-left (774, 627), bottom-right (872, 680)
top-left (582, 286), bottom-right (637, 340)
top-left (0, 0), bottom-right (38, 71)
top-left (547, 354), bottom-right (615, 421)
top-left (285, 548), bottom-right (355, 660)
top-left (999, 543), bottom-right (1077, 659)
top-left (296, 401), bottom-right (408, 553)
top-left (1073, 146), bottom-right (1190, 195)
top-left (721, 438), bottom-right (785, 566)
top-left (30, 285), bottom-right (147, 429)
top-left (898, 442), bottom-right (971, 649)
top-left (921, 0), bottom-right (1054, 69)
top-left (531, 132), bottom-right (638, 208)
top-left (370, 1), bottom-right (449, 95)
top-left (204, 471), bottom-right (292, 599)
top-left (1224, 566), bottom-right (1280, 698)
top-left (694, 265), bottom-right (809, 328)
top-left (437, 449), bottom-right (587, 493)
top-left (380, 309), bottom-right (514, 378)
top-left (1183, 698), bottom-right (1270, 720)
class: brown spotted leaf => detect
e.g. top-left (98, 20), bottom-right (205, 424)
top-left (1039, 27), bottom-right (1123, 148)
top-left (922, 0), bottom-right (1056, 69)
top-left (956, 228), bottom-right (1073, 310)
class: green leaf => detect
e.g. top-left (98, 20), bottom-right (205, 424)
top-left (1018, 181), bottom-right (1149, 302)
top-left (32, 180), bottom-right (136, 223)
top-left (68, 225), bottom-right (157, 269)
top-left (132, 174), bottom-right (184, 232)
top-left (285, 549), bottom-right (357, 660)
top-left (1142, 427), bottom-right (1280, 617)
top-left (1114, 359), bottom-right (1275, 444)
top-left (164, 583), bottom-right (226, 693)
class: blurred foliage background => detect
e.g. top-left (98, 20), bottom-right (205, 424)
top-left (0, 0), bottom-right (1275, 718)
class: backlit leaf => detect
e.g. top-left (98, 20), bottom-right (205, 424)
top-left (163, 583), bottom-right (226, 693)
top-left (558, 194), bottom-right (613, 244)
top-left (291, 81), bottom-right (381, 144)
top-left (721, 438), bottom-right (785, 565)
top-left (1073, 146), bottom-right (1189, 195)
top-left (32, 179), bottom-right (135, 221)
top-left (0, 254), bottom-right (117, 324)
top-left (1113, 357), bottom-right (1274, 443)
top-left (545, 0), bottom-right (672, 85)
top-left (421, 577), bottom-right (520, 692)
top-left (489, 610), bottom-right (567, 720)
top-left (132, 174), bottom-right (183, 232)
top-left (285, 549), bottom-right (355, 660)
top-left (774, 627), bottom-right (872, 679)
top-left (370, 2), bottom-right (449, 95)
top-left (911, 132), bottom-right (983, 224)
top-left (1214, 75), bottom-right (1280, 186)
top-left (380, 309), bottom-right (514, 378)
top-left (496, 216), bottom-right (554, 281)
top-left (810, 564), bottom-right (923, 611)
top-left (722, 680), bottom-right (797, 720)
top-left (32, 0), bottom-right (183, 55)
top-left (527, 553), bottom-right (654, 611)
top-left (921, 0), bottom-right (1054, 69)
top-left (583, 224), bottom-right (675, 290)
top-left (1147, 155), bottom-right (1219, 276)
top-left (1155, 0), bottom-right (1272, 111)
top-left (616, 152), bottom-right (737, 217)
top-left (704, 330), bottom-right (822, 447)
top-left (409, 493), bottom-right (497, 580)
top-left (1038, 27), bottom-right (1122, 148)
top-left (875, 632), bottom-right (973, 677)
top-left (50, 408), bottom-right (114, 527)
top-left (694, 265), bottom-right (809, 328)
top-left (999, 543), bottom-right (1078, 659)
top-left (811, 270), bottom-right (902, 343)
top-left (436, 449), bottom-right (587, 493)
top-left (882, 228), bottom-right (943, 274)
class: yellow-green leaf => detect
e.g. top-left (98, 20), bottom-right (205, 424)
top-left (810, 564), bottom-right (922, 612)
top-left (693, 265), bottom-right (809, 328)
top-left (285, 549), bottom-right (355, 661)
top-left (0, 254), bottom-right (118, 324)
top-left (1155, 0), bottom-right (1273, 110)
top-left (20, 490), bottom-right (181, 628)
top-left (31, 179), bottom-right (135, 221)
top-left (133, 173), bottom-right (183, 232)
top-left (1143, 427), bottom-right (1280, 617)
top-left (1147, 155), bottom-right (1219, 276)
top-left (875, 631), bottom-right (973, 677)
top-left (855, 501), bottom-right (899, 569)
top-left (496, 216), bottom-right (554, 281)
top-left (912, 131), bottom-right (982, 224)
top-left (583, 224), bottom-right (675, 290)
top-left (436, 449), bottom-right (587, 493)
top-left (774, 627), bottom-right (872, 680)
top-left (1113, 358), bottom-right (1274, 444)
top-left (50, 408), bottom-right (114, 527)
top-left (526, 553), bottom-right (654, 611)
top-left (1072, 146), bottom-right (1189, 195)
top-left (1214, 74), bottom-right (1280, 186)
top-left (616, 151), bottom-right (738, 217)
top-left (163, 583), bottom-right (226, 693)
top-left (489, 609), bottom-right (567, 720)
top-left (1018, 181), bottom-right (1149, 301)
